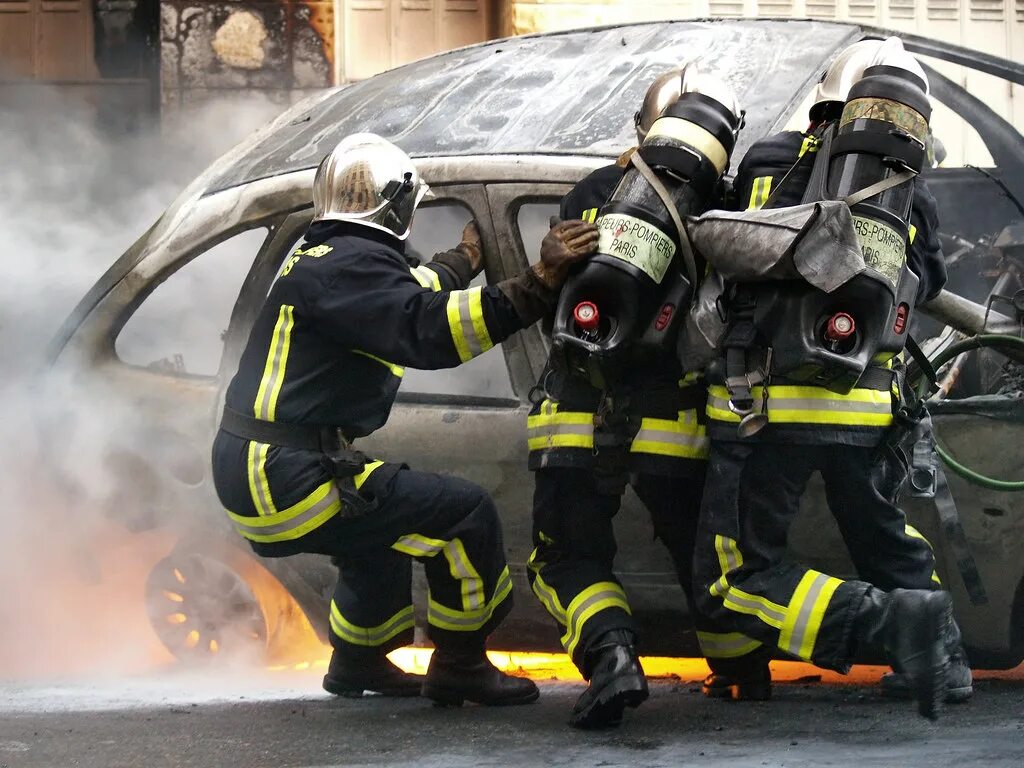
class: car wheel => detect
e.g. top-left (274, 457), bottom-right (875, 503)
top-left (145, 551), bottom-right (268, 663)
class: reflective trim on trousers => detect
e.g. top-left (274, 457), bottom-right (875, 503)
top-left (227, 460), bottom-right (383, 544)
top-left (697, 630), bottom-right (764, 659)
top-left (391, 534), bottom-right (486, 612)
top-left (409, 265), bottom-right (442, 292)
top-left (709, 535), bottom-right (787, 629)
top-left (427, 566), bottom-right (514, 632)
top-left (330, 602), bottom-right (415, 647)
top-left (446, 286), bottom-right (494, 363)
top-left (706, 384), bottom-right (894, 428)
top-left (778, 570), bottom-right (843, 660)
top-left (560, 581), bottom-right (631, 659)
top-left (527, 547), bottom-right (568, 626)
top-left (905, 524), bottom-right (942, 586)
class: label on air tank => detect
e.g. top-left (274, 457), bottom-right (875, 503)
top-left (596, 213), bottom-right (677, 284)
top-left (852, 215), bottom-right (906, 287)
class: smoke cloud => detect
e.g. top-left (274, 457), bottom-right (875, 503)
top-left (0, 84), bottom-right (291, 680)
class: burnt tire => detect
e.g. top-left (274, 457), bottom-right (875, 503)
top-left (145, 552), bottom-right (268, 663)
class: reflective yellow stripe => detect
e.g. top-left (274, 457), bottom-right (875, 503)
top-left (709, 535), bottom-right (787, 629)
top-left (427, 566), bottom-right (513, 632)
top-left (707, 384), bottom-right (893, 428)
top-left (779, 570), bottom-right (843, 660)
top-left (410, 266), bottom-right (442, 292)
top-left (908, 224), bottom-right (917, 244)
top-left (630, 411), bottom-right (708, 459)
top-left (254, 305), bottom-right (295, 422)
top-left (445, 286), bottom-right (494, 363)
top-left (905, 524), bottom-right (942, 586)
top-left (798, 135), bottom-right (820, 157)
top-left (697, 631), bottom-right (763, 659)
top-left (329, 602), bottom-right (414, 647)
top-left (560, 582), bottom-right (631, 658)
top-left (391, 534), bottom-right (485, 612)
top-left (582, 208), bottom-right (599, 223)
top-left (352, 349), bottom-right (405, 378)
top-left (247, 441), bottom-right (278, 516)
top-left (527, 547), bottom-right (568, 625)
top-left (228, 461), bottom-right (383, 544)
top-left (747, 176), bottom-right (773, 211)
top-left (527, 400), bottom-right (595, 452)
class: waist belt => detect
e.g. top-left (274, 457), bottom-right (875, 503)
top-left (219, 407), bottom-right (351, 453)
top-left (770, 365), bottom-right (894, 393)
top-left (552, 374), bottom-right (706, 415)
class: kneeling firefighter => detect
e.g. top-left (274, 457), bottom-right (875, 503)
top-left (691, 37), bottom-right (969, 720)
top-left (526, 65), bottom-right (747, 729)
top-left (211, 133), bottom-right (598, 705)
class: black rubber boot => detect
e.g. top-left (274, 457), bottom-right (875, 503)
top-left (569, 630), bottom-right (649, 730)
top-left (855, 587), bottom-right (953, 720)
top-left (322, 646), bottom-right (423, 698)
top-left (422, 639), bottom-right (539, 707)
top-left (702, 654), bottom-right (772, 701)
top-left (881, 619), bottom-right (972, 703)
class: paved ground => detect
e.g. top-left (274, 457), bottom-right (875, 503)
top-left (1, 667), bottom-right (1023, 768)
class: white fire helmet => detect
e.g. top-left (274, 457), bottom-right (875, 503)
top-left (811, 37), bottom-right (929, 121)
top-left (311, 133), bottom-right (432, 241)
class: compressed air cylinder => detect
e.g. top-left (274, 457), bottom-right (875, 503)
top-left (550, 85), bottom-right (742, 390)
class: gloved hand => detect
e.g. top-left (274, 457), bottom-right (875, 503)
top-left (456, 220), bottom-right (484, 276)
top-left (533, 219), bottom-right (599, 288)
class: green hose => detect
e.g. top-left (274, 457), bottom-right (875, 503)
top-left (914, 334), bottom-right (1024, 491)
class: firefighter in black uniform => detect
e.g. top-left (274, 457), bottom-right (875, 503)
top-left (526, 70), bottom-right (759, 730)
top-left (692, 39), bottom-right (969, 720)
top-left (211, 133), bottom-right (598, 705)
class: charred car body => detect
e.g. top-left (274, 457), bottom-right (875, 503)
top-left (46, 19), bottom-right (1024, 667)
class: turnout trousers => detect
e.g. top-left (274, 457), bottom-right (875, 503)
top-left (301, 465), bottom-right (514, 655)
top-left (528, 463), bottom-right (711, 671)
top-left (693, 439), bottom-right (940, 671)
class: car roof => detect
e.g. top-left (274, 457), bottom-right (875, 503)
top-left (205, 19), bottom-right (864, 197)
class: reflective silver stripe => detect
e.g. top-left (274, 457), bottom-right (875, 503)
top-left (457, 291), bottom-right (483, 358)
top-left (632, 428), bottom-right (706, 447)
top-left (527, 423), bottom-right (594, 439)
top-left (697, 631), bottom-right (763, 658)
top-left (394, 535), bottom-right (445, 556)
top-left (721, 537), bottom-right (741, 575)
top-left (232, 484), bottom-right (340, 539)
top-left (708, 394), bottom-right (890, 415)
top-left (330, 603), bottom-right (415, 646)
top-left (257, 305), bottom-right (294, 420)
top-left (724, 590), bottom-right (787, 625)
top-left (429, 569), bottom-right (513, 626)
top-left (782, 572), bottom-right (830, 656)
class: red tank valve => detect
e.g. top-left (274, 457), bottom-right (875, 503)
top-left (825, 312), bottom-right (856, 342)
top-left (574, 301), bottom-right (600, 332)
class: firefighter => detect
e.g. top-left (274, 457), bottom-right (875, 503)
top-left (211, 133), bottom-right (598, 705)
top-left (692, 38), bottom-right (969, 721)
top-left (525, 69), bottom-right (761, 731)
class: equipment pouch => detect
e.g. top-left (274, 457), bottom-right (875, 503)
top-left (320, 448), bottom-right (377, 518)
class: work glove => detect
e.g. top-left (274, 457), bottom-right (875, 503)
top-left (456, 220), bottom-right (484, 276)
top-left (533, 219), bottom-right (600, 289)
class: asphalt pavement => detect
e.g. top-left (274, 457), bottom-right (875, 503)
top-left (1, 668), bottom-right (1023, 768)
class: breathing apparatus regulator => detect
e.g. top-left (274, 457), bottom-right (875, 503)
top-left (747, 38), bottom-right (932, 397)
top-left (549, 64), bottom-right (744, 390)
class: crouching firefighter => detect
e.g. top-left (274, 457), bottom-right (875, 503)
top-left (211, 133), bottom-right (598, 705)
top-left (691, 37), bottom-right (969, 720)
top-left (526, 65), bottom-right (746, 729)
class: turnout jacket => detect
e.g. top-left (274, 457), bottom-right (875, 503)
top-left (528, 163), bottom-right (710, 475)
top-left (213, 221), bottom-right (538, 551)
top-left (706, 129), bottom-right (947, 445)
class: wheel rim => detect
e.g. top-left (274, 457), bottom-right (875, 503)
top-left (145, 552), bottom-right (267, 662)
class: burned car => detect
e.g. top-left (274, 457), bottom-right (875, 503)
top-left (47, 19), bottom-right (1024, 667)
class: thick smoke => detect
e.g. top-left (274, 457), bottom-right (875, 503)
top-left (0, 84), bottom-right (289, 679)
